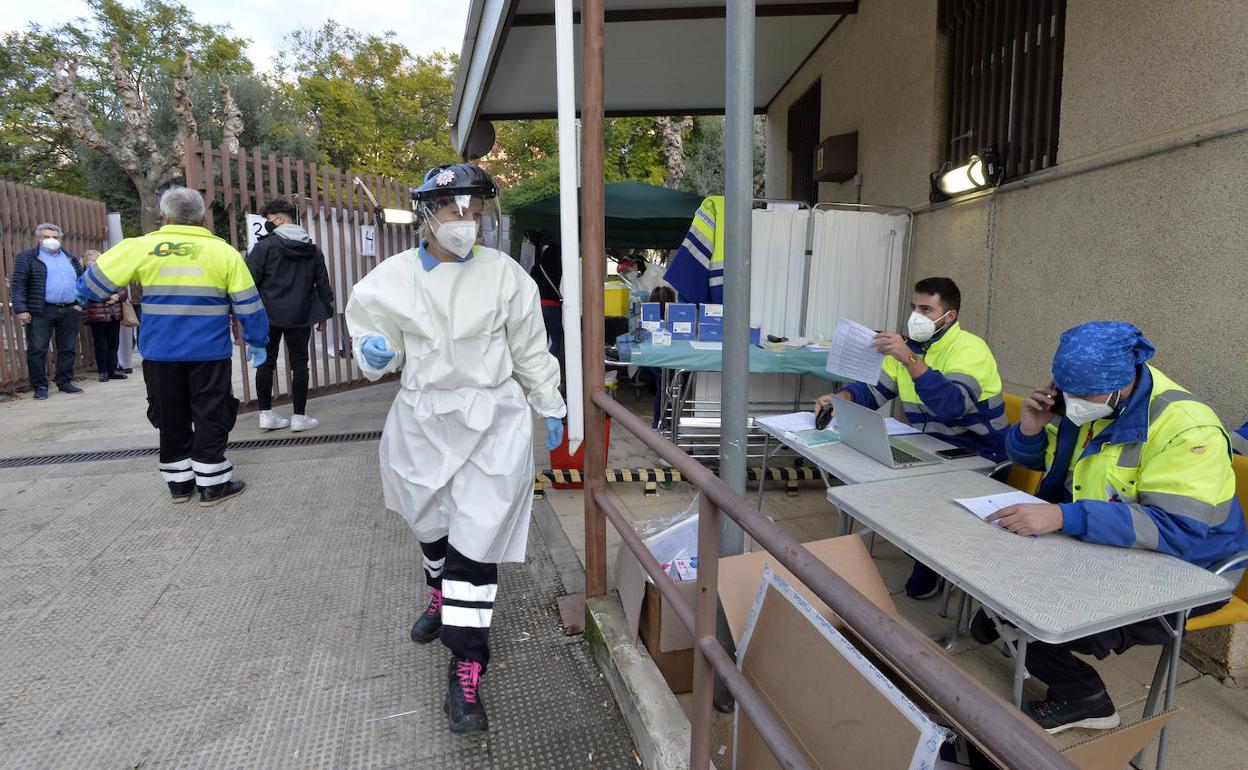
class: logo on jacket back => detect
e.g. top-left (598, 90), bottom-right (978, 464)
top-left (149, 242), bottom-right (196, 258)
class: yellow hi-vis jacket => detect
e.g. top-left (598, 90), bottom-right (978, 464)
top-left (77, 225), bottom-right (269, 361)
top-left (841, 322), bottom-right (1009, 461)
top-left (664, 195), bottom-right (725, 304)
top-left (1007, 364), bottom-right (1248, 571)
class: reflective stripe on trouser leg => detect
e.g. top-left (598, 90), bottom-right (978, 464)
top-left (192, 458), bottom-right (233, 487)
top-left (440, 543), bottom-right (499, 669)
top-left (420, 536), bottom-right (449, 589)
top-left (159, 458), bottom-right (194, 483)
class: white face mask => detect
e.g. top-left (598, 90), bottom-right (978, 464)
top-left (41, 237), bottom-right (61, 253)
top-left (432, 219), bottom-right (478, 258)
top-left (907, 310), bottom-right (951, 343)
top-left (1064, 392), bottom-right (1119, 427)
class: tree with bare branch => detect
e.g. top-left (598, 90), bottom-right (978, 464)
top-left (656, 115), bottom-right (695, 189)
top-left (51, 43), bottom-right (200, 231)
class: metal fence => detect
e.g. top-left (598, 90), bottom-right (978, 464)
top-left (182, 140), bottom-right (418, 407)
top-left (0, 180), bottom-right (110, 391)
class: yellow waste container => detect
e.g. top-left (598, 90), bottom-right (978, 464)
top-left (604, 284), bottom-right (630, 317)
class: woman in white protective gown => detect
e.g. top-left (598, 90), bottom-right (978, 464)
top-left (344, 163), bottom-right (565, 735)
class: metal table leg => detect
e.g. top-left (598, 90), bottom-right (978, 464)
top-left (1133, 611), bottom-right (1187, 770)
top-left (1012, 637), bottom-right (1029, 708)
top-left (756, 432), bottom-right (771, 509)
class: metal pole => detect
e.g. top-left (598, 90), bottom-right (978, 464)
top-left (712, 0), bottom-right (756, 709)
top-left (580, 0), bottom-right (608, 598)
top-left (721, 0), bottom-right (755, 545)
top-left (554, 0), bottom-right (585, 456)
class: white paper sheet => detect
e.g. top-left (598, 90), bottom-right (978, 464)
top-left (689, 341), bottom-right (723, 350)
top-left (955, 491), bottom-right (1046, 521)
top-left (755, 412), bottom-right (817, 434)
top-left (825, 317), bottom-right (885, 383)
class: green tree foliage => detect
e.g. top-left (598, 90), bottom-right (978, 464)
top-left (275, 22), bottom-right (460, 178)
top-left (677, 116), bottom-right (767, 198)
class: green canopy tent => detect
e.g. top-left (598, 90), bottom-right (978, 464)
top-left (509, 181), bottom-right (704, 251)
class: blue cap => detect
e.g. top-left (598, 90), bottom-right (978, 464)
top-left (1052, 322), bottom-right (1155, 395)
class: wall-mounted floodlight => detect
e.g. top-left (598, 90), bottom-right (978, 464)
top-left (352, 176), bottom-right (418, 226)
top-left (376, 207), bottom-right (416, 226)
top-left (930, 149), bottom-right (1003, 202)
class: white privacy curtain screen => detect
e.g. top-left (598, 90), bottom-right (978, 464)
top-left (749, 208), bottom-right (809, 340)
top-left (805, 208), bottom-right (909, 340)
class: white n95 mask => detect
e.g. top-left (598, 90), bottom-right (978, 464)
top-left (433, 220), bottom-right (478, 258)
top-left (41, 237), bottom-right (62, 253)
top-left (1064, 393), bottom-right (1118, 427)
top-left (907, 310), bottom-right (950, 343)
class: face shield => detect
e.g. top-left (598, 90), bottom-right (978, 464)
top-left (419, 193), bottom-right (501, 257)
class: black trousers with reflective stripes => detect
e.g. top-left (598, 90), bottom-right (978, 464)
top-left (143, 359), bottom-right (239, 488)
top-left (1025, 601), bottom-right (1223, 701)
top-left (421, 539), bottom-right (498, 669)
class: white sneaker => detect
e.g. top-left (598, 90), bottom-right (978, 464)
top-left (290, 414), bottom-right (319, 432)
top-left (259, 410), bottom-right (290, 430)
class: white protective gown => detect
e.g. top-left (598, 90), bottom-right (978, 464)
top-left (345, 246), bottom-right (567, 563)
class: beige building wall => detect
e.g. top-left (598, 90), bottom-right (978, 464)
top-left (766, 0), bottom-right (1248, 675)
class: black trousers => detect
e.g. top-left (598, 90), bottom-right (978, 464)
top-left (143, 359), bottom-right (239, 488)
top-left (1025, 602), bottom-right (1222, 701)
top-left (87, 320), bottom-right (120, 377)
top-left (420, 537), bottom-right (498, 670)
top-left (25, 305), bottom-right (80, 389)
top-left (256, 325), bottom-right (312, 414)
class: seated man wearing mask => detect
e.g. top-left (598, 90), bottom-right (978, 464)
top-left (815, 277), bottom-right (1008, 599)
top-left (979, 321), bottom-right (1248, 733)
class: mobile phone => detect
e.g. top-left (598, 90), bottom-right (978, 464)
top-left (936, 446), bottom-right (980, 460)
top-left (1050, 391), bottom-right (1065, 416)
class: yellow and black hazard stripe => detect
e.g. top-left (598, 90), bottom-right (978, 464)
top-left (532, 466), bottom-right (819, 499)
top-left (533, 467), bottom-right (687, 499)
top-left (746, 466), bottom-right (819, 495)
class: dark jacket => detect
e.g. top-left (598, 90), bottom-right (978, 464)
top-left (82, 287), bottom-right (129, 324)
top-left (10, 247), bottom-right (83, 316)
top-left (531, 246), bottom-right (562, 303)
top-left (245, 224), bottom-right (334, 328)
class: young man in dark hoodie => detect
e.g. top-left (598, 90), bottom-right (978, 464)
top-left (246, 199), bottom-right (335, 431)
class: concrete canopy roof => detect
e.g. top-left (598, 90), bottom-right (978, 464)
top-left (450, 0), bottom-right (855, 154)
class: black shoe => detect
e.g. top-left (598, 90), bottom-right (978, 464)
top-left (444, 658), bottom-right (488, 734)
top-left (904, 561), bottom-right (942, 600)
top-left (108, 372), bottom-right (127, 380)
top-left (119, 368), bottom-right (133, 374)
top-left (168, 480), bottom-right (196, 504)
top-left (99, 373), bottom-right (110, 382)
top-left (1022, 691), bottom-right (1120, 734)
top-left (58, 383), bottom-right (83, 394)
top-left (33, 387), bottom-right (48, 400)
top-left (200, 480), bottom-right (246, 507)
top-left (969, 608), bottom-right (1003, 645)
top-left (410, 588), bottom-right (443, 643)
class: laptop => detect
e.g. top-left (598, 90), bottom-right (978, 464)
top-left (834, 399), bottom-right (944, 469)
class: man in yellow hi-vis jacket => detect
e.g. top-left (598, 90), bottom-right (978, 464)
top-left (979, 321), bottom-right (1248, 734)
top-left (77, 188), bottom-right (269, 506)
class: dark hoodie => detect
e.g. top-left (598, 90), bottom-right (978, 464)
top-left (246, 223), bottom-right (335, 328)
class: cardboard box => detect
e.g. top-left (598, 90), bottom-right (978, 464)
top-left (722, 555), bottom-right (1179, 770)
top-left (750, 325), bottom-right (762, 345)
top-left (666, 303), bottom-right (696, 340)
top-left (641, 302), bottom-right (661, 323)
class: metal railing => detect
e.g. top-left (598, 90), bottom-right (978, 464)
top-left (585, 389), bottom-right (1079, 770)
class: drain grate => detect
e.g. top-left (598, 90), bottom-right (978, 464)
top-left (0, 430), bottom-right (383, 470)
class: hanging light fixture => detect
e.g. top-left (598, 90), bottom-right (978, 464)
top-left (930, 149), bottom-right (1003, 201)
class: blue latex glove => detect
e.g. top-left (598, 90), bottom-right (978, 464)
top-left (360, 335), bottom-right (396, 369)
top-left (246, 345), bottom-right (266, 368)
top-left (545, 417), bottom-right (565, 452)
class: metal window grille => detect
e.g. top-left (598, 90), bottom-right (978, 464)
top-left (940, 0), bottom-right (1067, 178)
